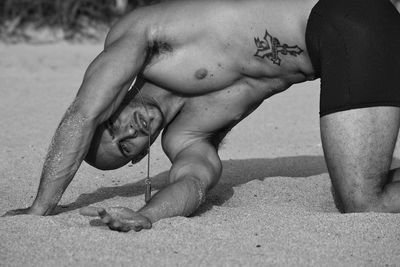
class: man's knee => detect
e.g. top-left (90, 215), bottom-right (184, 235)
top-left (333, 186), bottom-right (384, 213)
top-left (341, 196), bottom-right (380, 213)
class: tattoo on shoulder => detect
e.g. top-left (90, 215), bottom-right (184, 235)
top-left (254, 30), bottom-right (303, 66)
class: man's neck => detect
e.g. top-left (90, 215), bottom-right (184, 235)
top-left (140, 83), bottom-right (185, 127)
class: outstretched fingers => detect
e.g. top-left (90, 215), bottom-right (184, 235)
top-left (2, 207), bottom-right (35, 217)
top-left (80, 206), bottom-right (152, 232)
top-left (106, 207), bottom-right (152, 231)
top-left (97, 209), bottom-right (133, 232)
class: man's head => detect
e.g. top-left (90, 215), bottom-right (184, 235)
top-left (85, 97), bottom-right (165, 170)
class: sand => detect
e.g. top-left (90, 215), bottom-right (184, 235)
top-left (1, 43), bottom-right (400, 266)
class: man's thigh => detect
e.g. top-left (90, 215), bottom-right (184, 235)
top-left (320, 106), bottom-right (400, 212)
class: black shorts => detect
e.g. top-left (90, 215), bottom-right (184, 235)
top-left (306, 0), bottom-right (400, 117)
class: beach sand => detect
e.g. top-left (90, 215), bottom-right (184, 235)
top-left (1, 43), bottom-right (400, 266)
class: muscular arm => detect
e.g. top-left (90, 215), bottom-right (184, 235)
top-left (139, 140), bottom-right (222, 222)
top-left (79, 139), bottom-right (222, 231)
top-left (6, 32), bottom-right (148, 216)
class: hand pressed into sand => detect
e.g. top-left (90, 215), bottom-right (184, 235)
top-left (80, 206), bottom-right (152, 232)
top-left (2, 208), bottom-right (33, 216)
top-left (2, 205), bottom-right (49, 216)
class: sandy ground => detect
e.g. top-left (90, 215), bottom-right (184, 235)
top-left (1, 43), bottom-right (400, 266)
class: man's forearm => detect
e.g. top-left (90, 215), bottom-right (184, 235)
top-left (31, 109), bottom-right (95, 215)
top-left (138, 177), bottom-right (206, 223)
top-left (137, 141), bottom-right (222, 223)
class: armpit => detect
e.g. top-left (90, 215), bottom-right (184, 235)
top-left (146, 38), bottom-right (173, 64)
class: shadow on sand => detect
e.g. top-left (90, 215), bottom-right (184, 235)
top-left (56, 155), bottom-right (328, 214)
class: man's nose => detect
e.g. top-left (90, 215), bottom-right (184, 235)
top-left (113, 123), bottom-right (138, 141)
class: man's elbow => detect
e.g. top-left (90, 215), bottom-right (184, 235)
top-left (170, 162), bottom-right (222, 191)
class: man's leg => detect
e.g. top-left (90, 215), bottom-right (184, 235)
top-left (321, 106), bottom-right (400, 213)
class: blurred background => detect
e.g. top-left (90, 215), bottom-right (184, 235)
top-left (0, 0), bottom-right (160, 42)
top-left (1, 0), bottom-right (399, 43)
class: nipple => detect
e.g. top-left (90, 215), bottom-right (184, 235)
top-left (194, 68), bottom-right (208, 80)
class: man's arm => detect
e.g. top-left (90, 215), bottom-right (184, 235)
top-left (139, 140), bottom-right (222, 222)
top-left (5, 32), bottom-right (148, 216)
top-left (80, 140), bottom-right (222, 232)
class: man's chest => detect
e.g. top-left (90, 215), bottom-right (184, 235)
top-left (170, 83), bottom-right (266, 139)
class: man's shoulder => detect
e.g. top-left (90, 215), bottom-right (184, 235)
top-left (105, 0), bottom-right (245, 47)
top-left (104, 10), bottom-right (150, 47)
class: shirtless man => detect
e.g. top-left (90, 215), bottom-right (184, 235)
top-left (4, 0), bottom-right (400, 232)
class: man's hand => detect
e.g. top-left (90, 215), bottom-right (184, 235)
top-left (2, 207), bottom-right (44, 217)
top-left (80, 206), bottom-right (152, 232)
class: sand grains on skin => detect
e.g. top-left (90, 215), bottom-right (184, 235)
top-left (1, 42), bottom-right (400, 266)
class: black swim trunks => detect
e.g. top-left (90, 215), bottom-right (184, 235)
top-left (306, 0), bottom-right (400, 117)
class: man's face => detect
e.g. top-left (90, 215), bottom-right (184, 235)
top-left (85, 99), bottom-right (164, 170)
